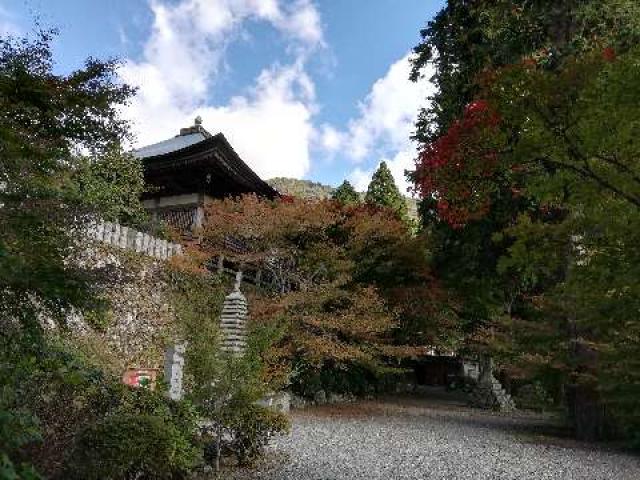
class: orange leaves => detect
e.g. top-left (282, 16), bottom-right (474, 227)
top-left (204, 194), bottom-right (336, 242)
top-left (251, 282), bottom-right (398, 368)
top-left (196, 195), bottom-right (450, 373)
top-left (286, 285), bottom-right (396, 339)
top-left (343, 204), bottom-right (410, 248)
top-left (166, 245), bottom-right (210, 275)
top-left (202, 194), bottom-right (338, 263)
top-left (294, 331), bottom-right (372, 366)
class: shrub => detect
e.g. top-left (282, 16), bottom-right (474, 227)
top-left (0, 453), bottom-right (41, 480)
top-left (0, 407), bottom-right (42, 480)
top-left (291, 361), bottom-right (405, 399)
top-left (206, 404), bottom-right (289, 466)
top-left (0, 336), bottom-right (106, 478)
top-left (228, 405), bottom-right (289, 464)
top-left (67, 413), bottom-right (199, 480)
top-left (192, 351), bottom-right (291, 470)
top-left (515, 382), bottom-right (553, 412)
top-left (167, 262), bottom-right (290, 470)
top-left (64, 385), bottom-right (201, 480)
top-left (0, 334), bottom-right (202, 480)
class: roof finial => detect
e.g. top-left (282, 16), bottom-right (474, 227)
top-left (194, 115), bottom-right (203, 126)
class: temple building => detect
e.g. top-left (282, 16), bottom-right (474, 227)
top-left (133, 118), bottom-right (278, 232)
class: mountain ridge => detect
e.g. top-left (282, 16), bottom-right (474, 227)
top-left (267, 177), bottom-right (418, 219)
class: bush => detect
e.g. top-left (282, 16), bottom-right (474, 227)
top-left (192, 351), bottom-right (291, 470)
top-left (204, 404), bottom-right (289, 466)
top-left (291, 361), bottom-right (404, 399)
top-left (230, 405), bottom-right (288, 463)
top-left (0, 453), bottom-right (41, 480)
top-left (168, 263), bottom-right (291, 470)
top-left (0, 336), bottom-right (100, 479)
top-left (67, 413), bottom-right (199, 480)
top-left (0, 408), bottom-right (42, 480)
top-left (515, 382), bottom-right (553, 412)
top-left (0, 334), bottom-right (202, 480)
top-left (65, 386), bottom-right (201, 480)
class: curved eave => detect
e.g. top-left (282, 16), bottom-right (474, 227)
top-left (141, 133), bottom-right (279, 199)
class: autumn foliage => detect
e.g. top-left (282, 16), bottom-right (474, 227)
top-left (197, 195), bottom-right (452, 390)
top-left (414, 100), bottom-right (504, 227)
top-left (201, 197), bottom-right (390, 368)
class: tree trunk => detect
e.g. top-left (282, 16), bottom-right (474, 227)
top-left (566, 381), bottom-right (607, 441)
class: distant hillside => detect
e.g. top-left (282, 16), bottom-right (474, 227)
top-left (267, 177), bottom-right (334, 199)
top-left (267, 177), bottom-right (419, 220)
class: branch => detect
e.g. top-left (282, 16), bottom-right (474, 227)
top-left (540, 156), bottom-right (640, 208)
top-left (593, 153), bottom-right (640, 186)
top-left (533, 105), bottom-right (640, 208)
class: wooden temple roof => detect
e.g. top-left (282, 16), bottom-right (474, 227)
top-left (133, 121), bottom-right (279, 200)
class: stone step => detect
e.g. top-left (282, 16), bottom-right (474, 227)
top-left (223, 335), bottom-right (247, 342)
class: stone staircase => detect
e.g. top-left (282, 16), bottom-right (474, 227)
top-left (469, 375), bottom-right (515, 412)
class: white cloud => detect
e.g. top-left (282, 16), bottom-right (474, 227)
top-left (198, 62), bottom-right (315, 178)
top-left (121, 0), bottom-right (435, 188)
top-left (349, 166), bottom-right (374, 192)
top-left (117, 26), bottom-right (129, 46)
top-left (348, 152), bottom-right (414, 196)
top-left (385, 150), bottom-right (415, 194)
top-left (317, 124), bottom-right (344, 153)
top-left (341, 53), bottom-right (435, 192)
top-left (275, 0), bottom-right (324, 48)
top-left (120, 0), bottom-right (324, 178)
top-left (346, 53), bottom-right (433, 161)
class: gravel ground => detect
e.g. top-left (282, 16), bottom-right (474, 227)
top-left (229, 395), bottom-right (640, 480)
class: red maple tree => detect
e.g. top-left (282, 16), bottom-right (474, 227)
top-left (414, 100), bottom-right (503, 228)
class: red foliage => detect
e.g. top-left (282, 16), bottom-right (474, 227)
top-left (414, 99), bottom-right (502, 228)
top-left (602, 47), bottom-right (617, 62)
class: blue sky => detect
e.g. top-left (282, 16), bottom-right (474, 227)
top-left (1, 0), bottom-right (443, 191)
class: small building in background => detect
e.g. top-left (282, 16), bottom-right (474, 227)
top-left (133, 117), bottom-right (279, 233)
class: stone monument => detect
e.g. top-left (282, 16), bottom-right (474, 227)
top-left (219, 271), bottom-right (248, 355)
top-left (164, 343), bottom-right (186, 400)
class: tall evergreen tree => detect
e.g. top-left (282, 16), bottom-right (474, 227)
top-left (411, 0), bottom-right (640, 442)
top-left (365, 162), bottom-right (407, 218)
top-left (332, 180), bottom-right (360, 205)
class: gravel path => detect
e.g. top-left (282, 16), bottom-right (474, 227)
top-left (230, 395), bottom-right (640, 480)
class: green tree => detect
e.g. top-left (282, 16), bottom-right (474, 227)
top-left (0, 29), bottom-right (147, 477)
top-left (411, 0), bottom-right (640, 442)
top-left (0, 30), bottom-right (146, 336)
top-left (409, 0), bottom-right (640, 145)
top-left (166, 261), bottom-right (289, 470)
top-left (332, 180), bottom-right (360, 205)
top-left (365, 162), bottom-right (408, 219)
